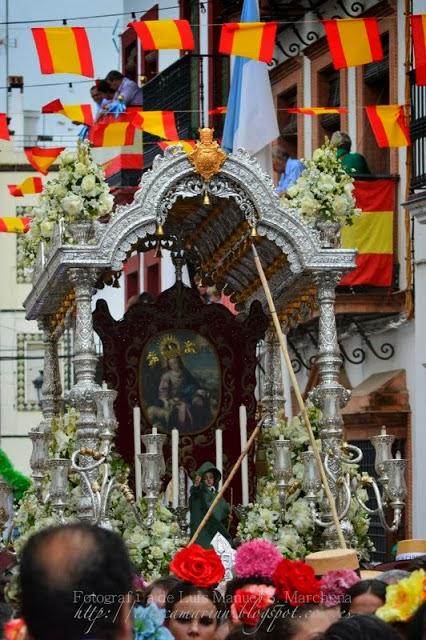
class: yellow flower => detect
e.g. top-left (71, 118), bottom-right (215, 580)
top-left (376, 569), bottom-right (426, 623)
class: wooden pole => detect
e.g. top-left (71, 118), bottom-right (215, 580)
top-left (188, 423), bottom-right (261, 546)
top-left (251, 242), bottom-right (346, 549)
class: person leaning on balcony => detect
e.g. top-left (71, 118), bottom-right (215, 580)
top-left (273, 148), bottom-right (305, 196)
top-left (105, 70), bottom-right (143, 107)
top-left (330, 131), bottom-right (371, 176)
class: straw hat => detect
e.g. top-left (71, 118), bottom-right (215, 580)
top-left (304, 549), bottom-right (359, 576)
top-left (396, 539), bottom-right (426, 561)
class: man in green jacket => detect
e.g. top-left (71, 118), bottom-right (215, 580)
top-left (331, 131), bottom-right (371, 176)
top-left (189, 461), bottom-right (232, 549)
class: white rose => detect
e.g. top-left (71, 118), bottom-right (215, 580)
top-left (318, 174), bottom-right (335, 192)
top-left (81, 174), bottom-right (97, 194)
top-left (333, 195), bottom-right (349, 217)
top-left (61, 194), bottom-right (83, 217)
top-left (344, 181), bottom-right (354, 195)
top-left (40, 219), bottom-right (54, 237)
top-left (98, 192), bottom-right (114, 214)
top-left (52, 184), bottom-right (67, 199)
top-left (300, 196), bottom-right (319, 216)
top-left (312, 148), bottom-right (324, 162)
top-left (74, 162), bottom-right (88, 176)
top-left (60, 150), bottom-right (76, 165)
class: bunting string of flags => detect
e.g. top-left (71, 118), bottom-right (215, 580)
top-left (89, 117), bottom-right (136, 147)
top-left (411, 15), bottom-right (426, 86)
top-left (128, 19), bottom-right (195, 50)
top-left (322, 18), bottom-right (383, 69)
top-left (42, 100), bottom-right (94, 126)
top-left (158, 140), bottom-right (196, 153)
top-left (219, 21), bottom-right (277, 63)
top-left (0, 114), bottom-right (9, 141)
top-left (0, 217), bottom-right (31, 233)
top-left (365, 105), bottom-right (411, 148)
top-left (31, 27), bottom-right (94, 77)
top-left (7, 177), bottom-right (43, 197)
top-left (132, 111), bottom-right (179, 140)
top-left (24, 147), bottom-right (65, 175)
top-left (287, 107), bottom-right (348, 115)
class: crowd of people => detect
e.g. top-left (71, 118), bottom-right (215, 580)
top-left (273, 130), bottom-right (371, 196)
top-left (88, 70), bottom-right (143, 123)
top-left (2, 523), bottom-right (425, 640)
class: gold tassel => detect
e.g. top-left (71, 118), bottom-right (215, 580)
top-left (156, 223), bottom-right (164, 236)
top-left (250, 225), bottom-right (258, 237)
top-left (203, 191), bottom-right (211, 206)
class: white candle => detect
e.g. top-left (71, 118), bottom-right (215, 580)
top-left (239, 405), bottom-right (249, 506)
top-left (381, 425), bottom-right (387, 435)
top-left (133, 407), bottom-right (142, 500)
top-left (102, 381), bottom-right (108, 390)
top-left (171, 428), bottom-right (179, 508)
top-left (215, 428), bottom-right (223, 489)
top-left (152, 426), bottom-right (158, 435)
top-left (396, 450), bottom-right (402, 460)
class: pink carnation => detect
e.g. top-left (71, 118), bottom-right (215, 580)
top-left (234, 540), bottom-right (283, 579)
top-left (320, 569), bottom-right (360, 607)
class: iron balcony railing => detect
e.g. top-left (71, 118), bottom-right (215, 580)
top-left (410, 70), bottom-right (426, 192)
top-left (142, 54), bottom-right (200, 169)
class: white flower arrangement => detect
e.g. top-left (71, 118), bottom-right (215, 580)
top-left (22, 140), bottom-right (114, 267)
top-left (283, 138), bottom-right (361, 226)
top-left (12, 405), bottom-right (185, 589)
top-left (237, 407), bottom-right (374, 560)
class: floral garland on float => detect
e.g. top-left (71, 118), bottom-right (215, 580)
top-left (21, 140), bottom-right (114, 268)
top-left (236, 407), bottom-right (374, 561)
top-left (282, 138), bottom-right (360, 248)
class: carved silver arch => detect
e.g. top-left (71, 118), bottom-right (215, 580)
top-left (97, 145), bottom-right (353, 275)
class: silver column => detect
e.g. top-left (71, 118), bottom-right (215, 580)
top-left (68, 268), bottom-right (100, 520)
top-left (262, 328), bottom-right (285, 428)
top-left (310, 271), bottom-right (351, 541)
top-left (29, 317), bottom-right (62, 498)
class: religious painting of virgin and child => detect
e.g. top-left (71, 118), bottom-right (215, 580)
top-left (139, 330), bottom-right (221, 434)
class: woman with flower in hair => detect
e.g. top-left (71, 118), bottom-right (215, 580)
top-left (166, 545), bottom-right (225, 640)
top-left (225, 539), bottom-right (280, 631)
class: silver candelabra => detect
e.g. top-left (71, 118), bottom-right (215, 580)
top-left (71, 387), bottom-right (118, 528)
top-left (272, 424), bottom-right (407, 541)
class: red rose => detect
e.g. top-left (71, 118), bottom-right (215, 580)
top-left (170, 544), bottom-right (225, 587)
top-left (272, 558), bottom-right (321, 606)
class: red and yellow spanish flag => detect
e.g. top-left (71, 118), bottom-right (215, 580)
top-left (341, 179), bottom-right (394, 287)
top-left (158, 140), bottom-right (196, 153)
top-left (209, 106), bottom-right (227, 115)
top-left (128, 20), bottom-right (194, 50)
top-left (219, 22), bottom-right (277, 63)
top-left (287, 107), bottom-right (348, 115)
top-left (89, 118), bottom-right (136, 147)
top-left (0, 217), bottom-right (31, 233)
top-left (31, 27), bottom-right (94, 77)
top-left (0, 113), bottom-right (10, 140)
top-left (7, 177), bottom-right (43, 197)
top-left (42, 100), bottom-right (94, 126)
top-left (24, 147), bottom-right (64, 175)
top-left (132, 111), bottom-right (178, 140)
top-left (365, 105), bottom-right (410, 147)
top-left (322, 18), bottom-right (383, 69)
top-left (411, 15), bottom-right (426, 85)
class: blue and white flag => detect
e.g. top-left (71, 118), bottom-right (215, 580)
top-left (222, 0), bottom-right (279, 172)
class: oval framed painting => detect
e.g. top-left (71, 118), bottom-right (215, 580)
top-left (139, 330), bottom-right (221, 434)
